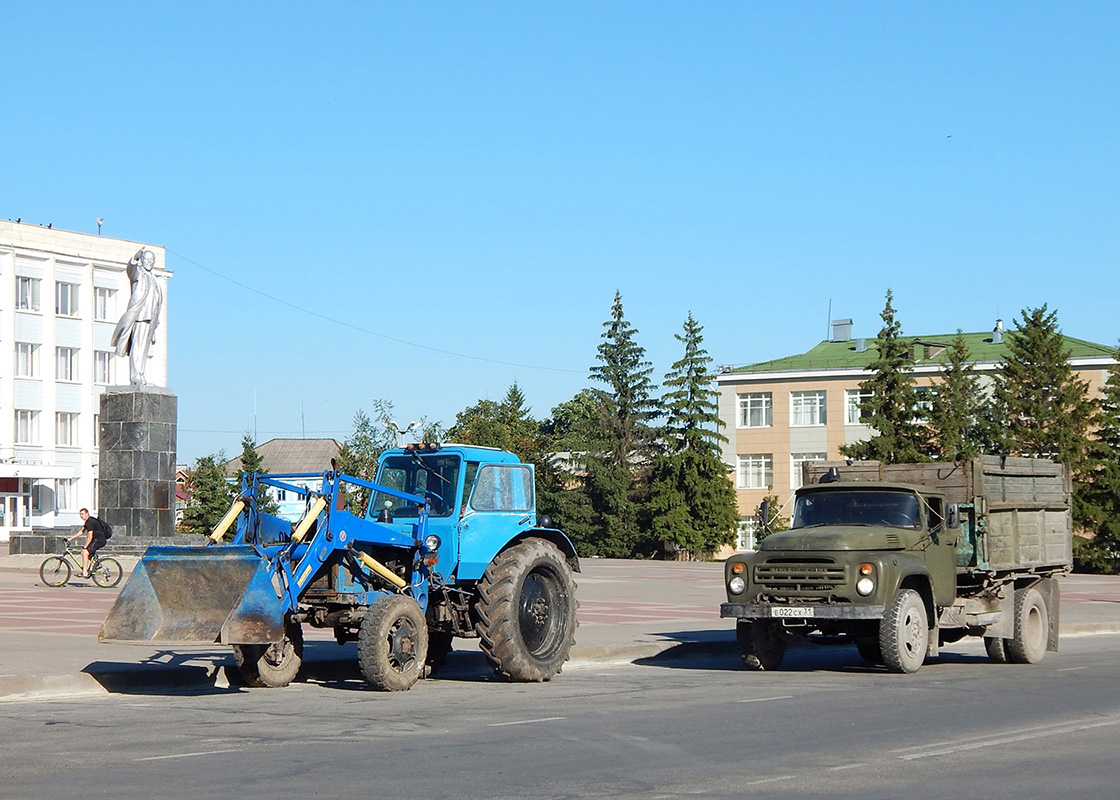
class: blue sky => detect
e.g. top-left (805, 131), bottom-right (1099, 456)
top-left (4, 2), bottom-right (1119, 463)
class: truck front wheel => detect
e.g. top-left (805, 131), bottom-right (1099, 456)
top-left (1006, 585), bottom-right (1048, 664)
top-left (736, 620), bottom-right (786, 670)
top-left (880, 589), bottom-right (929, 674)
top-left (475, 539), bottom-right (578, 682)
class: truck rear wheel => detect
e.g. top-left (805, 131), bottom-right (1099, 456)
top-left (233, 619), bottom-right (304, 688)
top-left (475, 539), bottom-right (578, 682)
top-left (880, 589), bottom-right (929, 674)
top-left (736, 620), bottom-right (786, 670)
top-left (984, 636), bottom-right (1009, 663)
top-left (1007, 585), bottom-right (1048, 664)
top-left (358, 594), bottom-right (428, 691)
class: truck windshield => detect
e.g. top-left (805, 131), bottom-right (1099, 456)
top-left (791, 490), bottom-right (922, 530)
top-left (370, 454), bottom-right (461, 519)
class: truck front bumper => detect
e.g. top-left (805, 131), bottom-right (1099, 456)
top-left (721, 602), bottom-right (886, 621)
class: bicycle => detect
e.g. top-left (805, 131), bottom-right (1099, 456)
top-left (40, 543), bottom-right (123, 588)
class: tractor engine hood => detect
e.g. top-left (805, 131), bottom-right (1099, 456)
top-left (759, 525), bottom-right (915, 552)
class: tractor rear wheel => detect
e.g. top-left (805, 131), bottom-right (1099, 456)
top-left (475, 539), bottom-right (578, 682)
top-left (358, 594), bottom-right (428, 691)
top-left (233, 619), bottom-right (304, 688)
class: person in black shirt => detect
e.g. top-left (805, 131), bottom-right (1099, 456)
top-left (67, 508), bottom-right (109, 578)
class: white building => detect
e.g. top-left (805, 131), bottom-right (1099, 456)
top-left (0, 220), bottom-right (171, 541)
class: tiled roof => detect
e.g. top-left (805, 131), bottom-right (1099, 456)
top-left (725, 331), bottom-right (1115, 374)
top-left (223, 438), bottom-right (341, 476)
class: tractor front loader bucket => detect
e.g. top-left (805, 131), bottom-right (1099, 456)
top-left (98, 546), bottom-right (288, 646)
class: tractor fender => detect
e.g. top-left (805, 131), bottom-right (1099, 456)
top-left (457, 527), bottom-right (580, 581)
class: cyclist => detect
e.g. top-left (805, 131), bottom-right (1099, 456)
top-left (66, 508), bottom-right (110, 578)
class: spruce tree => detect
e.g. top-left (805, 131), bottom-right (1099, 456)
top-left (841, 290), bottom-right (928, 463)
top-left (646, 314), bottom-right (739, 557)
top-left (583, 292), bottom-right (659, 556)
top-left (928, 332), bottom-right (985, 461)
top-left (992, 305), bottom-right (1096, 471)
top-left (1074, 347), bottom-right (1120, 573)
top-left (237, 432), bottom-right (278, 515)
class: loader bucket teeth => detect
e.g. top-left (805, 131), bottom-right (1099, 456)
top-left (98, 546), bottom-right (287, 645)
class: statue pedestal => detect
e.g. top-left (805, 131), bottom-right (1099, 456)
top-left (98, 386), bottom-right (178, 538)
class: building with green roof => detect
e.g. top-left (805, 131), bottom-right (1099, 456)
top-left (714, 318), bottom-right (1115, 551)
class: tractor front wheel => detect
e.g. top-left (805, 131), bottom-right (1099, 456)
top-left (358, 594), bottom-right (428, 691)
top-left (233, 619), bottom-right (304, 688)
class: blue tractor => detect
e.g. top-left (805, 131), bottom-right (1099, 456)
top-left (99, 443), bottom-right (580, 691)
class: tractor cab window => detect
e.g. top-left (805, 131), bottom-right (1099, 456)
top-left (370, 454), bottom-right (461, 518)
top-left (469, 465), bottom-right (534, 513)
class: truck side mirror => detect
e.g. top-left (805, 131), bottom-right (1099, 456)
top-left (945, 503), bottom-right (959, 529)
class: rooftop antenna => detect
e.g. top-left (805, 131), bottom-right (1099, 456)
top-left (826, 299), bottom-right (832, 340)
top-left (95, 217), bottom-right (104, 235)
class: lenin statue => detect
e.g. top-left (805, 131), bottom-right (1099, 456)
top-left (111, 248), bottom-right (164, 386)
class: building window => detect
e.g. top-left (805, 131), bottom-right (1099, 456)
top-left (56, 347), bottom-right (78, 381)
top-left (17, 277), bottom-right (41, 311)
top-left (791, 452), bottom-right (827, 490)
top-left (738, 392), bottom-right (773, 428)
top-left (95, 351), bottom-right (113, 384)
top-left (737, 454), bottom-right (773, 490)
top-left (56, 412), bottom-right (79, 447)
top-left (15, 342), bottom-right (39, 378)
top-left (56, 478), bottom-right (76, 512)
top-left (791, 391), bottom-right (827, 427)
top-left (94, 287), bottom-right (115, 321)
top-left (15, 410), bottom-right (39, 444)
top-left (56, 282), bottom-right (80, 317)
top-left (736, 518), bottom-right (760, 551)
top-left (846, 389), bottom-right (873, 424)
top-left (914, 387), bottom-right (937, 423)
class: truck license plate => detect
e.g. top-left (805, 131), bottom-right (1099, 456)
top-left (771, 607), bottom-right (812, 618)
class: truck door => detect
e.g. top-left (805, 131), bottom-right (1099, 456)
top-left (925, 497), bottom-right (958, 605)
top-left (457, 463), bottom-right (535, 580)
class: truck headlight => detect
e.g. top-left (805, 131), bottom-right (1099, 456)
top-left (424, 535), bottom-right (441, 551)
top-left (728, 576), bottom-right (746, 595)
top-left (856, 563), bottom-right (875, 596)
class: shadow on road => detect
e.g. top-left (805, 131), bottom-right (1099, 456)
top-left (631, 629), bottom-right (995, 673)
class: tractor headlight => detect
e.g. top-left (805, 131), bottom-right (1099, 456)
top-left (424, 534), bottom-right (441, 551)
top-left (728, 576), bottom-right (746, 595)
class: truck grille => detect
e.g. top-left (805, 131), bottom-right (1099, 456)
top-left (754, 560), bottom-right (846, 592)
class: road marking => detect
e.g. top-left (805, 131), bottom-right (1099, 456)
top-left (897, 717), bottom-right (1120, 760)
top-left (1058, 666), bottom-right (1088, 672)
top-left (736, 695), bottom-right (793, 703)
top-left (135, 749), bottom-right (242, 761)
top-left (827, 763), bottom-right (866, 771)
top-left (488, 716), bottom-right (566, 727)
top-left (743, 775), bottom-right (795, 786)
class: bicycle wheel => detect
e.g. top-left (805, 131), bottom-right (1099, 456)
top-left (91, 557), bottom-right (123, 588)
top-left (40, 556), bottom-right (71, 587)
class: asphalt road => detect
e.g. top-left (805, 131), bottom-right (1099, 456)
top-left (3, 632), bottom-right (1118, 799)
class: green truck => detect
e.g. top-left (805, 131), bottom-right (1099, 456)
top-left (721, 456), bottom-right (1072, 673)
